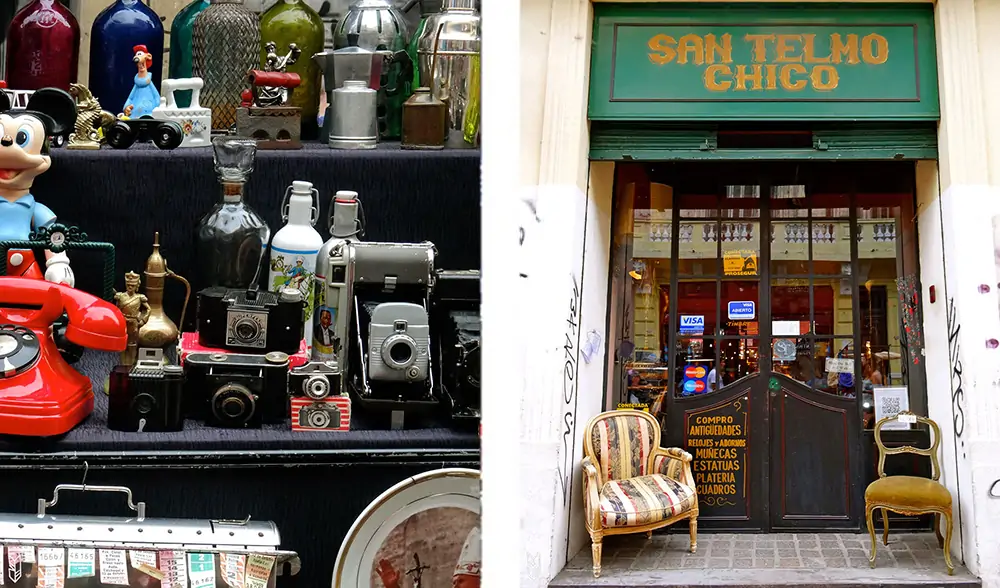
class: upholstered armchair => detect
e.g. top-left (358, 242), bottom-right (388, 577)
top-left (581, 410), bottom-right (699, 578)
top-left (865, 411), bottom-right (953, 574)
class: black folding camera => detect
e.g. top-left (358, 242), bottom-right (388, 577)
top-left (108, 358), bottom-right (185, 432)
top-left (431, 270), bottom-right (481, 422)
top-left (289, 361), bottom-right (342, 400)
top-left (196, 286), bottom-right (305, 355)
top-left (183, 351), bottom-right (290, 428)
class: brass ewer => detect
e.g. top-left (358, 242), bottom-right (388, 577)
top-left (137, 232), bottom-right (192, 349)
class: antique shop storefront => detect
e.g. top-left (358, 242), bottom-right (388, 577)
top-left (593, 4), bottom-right (940, 532)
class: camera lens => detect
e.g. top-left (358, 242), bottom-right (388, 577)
top-left (381, 333), bottom-right (417, 369)
top-left (233, 318), bottom-right (260, 343)
top-left (303, 375), bottom-right (331, 400)
top-left (307, 409), bottom-right (332, 429)
top-left (211, 384), bottom-right (256, 426)
top-left (132, 393), bottom-right (156, 415)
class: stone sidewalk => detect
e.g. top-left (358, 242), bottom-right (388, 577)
top-left (550, 532), bottom-right (980, 587)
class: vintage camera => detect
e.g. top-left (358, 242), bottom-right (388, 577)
top-left (296, 402), bottom-right (343, 430)
top-left (289, 361), bottom-right (342, 399)
top-left (183, 351), bottom-right (290, 428)
top-left (313, 241), bottom-right (355, 368)
top-left (196, 286), bottom-right (304, 355)
top-left (108, 354), bottom-right (185, 433)
top-left (368, 302), bottom-right (431, 383)
top-left (431, 270), bottom-right (481, 420)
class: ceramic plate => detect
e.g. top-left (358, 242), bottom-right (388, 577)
top-left (332, 468), bottom-right (481, 588)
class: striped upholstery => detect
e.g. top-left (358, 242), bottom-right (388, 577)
top-left (590, 414), bottom-right (656, 482)
top-left (599, 474), bottom-right (697, 528)
top-left (654, 452), bottom-right (696, 488)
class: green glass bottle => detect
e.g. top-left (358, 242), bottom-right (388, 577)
top-left (168, 0), bottom-right (209, 107)
top-left (259, 0), bottom-right (324, 140)
top-left (406, 0), bottom-right (443, 88)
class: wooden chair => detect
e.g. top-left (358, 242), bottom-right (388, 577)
top-left (865, 411), bottom-right (953, 574)
top-left (581, 410), bottom-right (698, 578)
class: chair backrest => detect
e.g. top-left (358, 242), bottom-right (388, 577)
top-left (583, 410), bottom-right (661, 484)
top-left (873, 411), bottom-right (941, 480)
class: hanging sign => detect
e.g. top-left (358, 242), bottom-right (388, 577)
top-left (589, 5), bottom-right (939, 121)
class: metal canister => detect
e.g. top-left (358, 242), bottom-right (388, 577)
top-left (401, 86), bottom-right (446, 150)
top-left (416, 0), bottom-right (480, 148)
top-left (329, 80), bottom-right (377, 149)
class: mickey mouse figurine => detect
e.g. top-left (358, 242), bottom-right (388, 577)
top-left (0, 88), bottom-right (78, 286)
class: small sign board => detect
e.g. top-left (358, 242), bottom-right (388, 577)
top-left (874, 386), bottom-right (911, 430)
top-left (728, 301), bottom-right (756, 321)
top-left (825, 357), bottom-right (853, 374)
top-left (723, 250), bottom-right (758, 276)
top-left (680, 315), bottom-right (705, 335)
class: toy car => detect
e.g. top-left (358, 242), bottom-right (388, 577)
top-left (106, 116), bottom-right (184, 150)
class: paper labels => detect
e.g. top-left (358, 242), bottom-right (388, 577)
top-left (37, 548), bottom-right (65, 588)
top-left (0, 545), bottom-right (4, 585)
top-left (188, 553), bottom-right (216, 588)
top-left (244, 554), bottom-right (274, 588)
top-left (159, 550), bottom-right (188, 588)
top-left (67, 548), bottom-right (96, 579)
top-left (222, 554), bottom-right (246, 588)
top-left (10, 545), bottom-right (34, 564)
top-left (99, 549), bottom-right (129, 586)
top-left (129, 551), bottom-right (164, 580)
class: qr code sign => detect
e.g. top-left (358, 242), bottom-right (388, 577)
top-left (882, 397), bottom-right (902, 416)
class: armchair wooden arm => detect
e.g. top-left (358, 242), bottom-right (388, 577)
top-left (652, 447), bottom-right (696, 488)
top-left (581, 456), bottom-right (603, 533)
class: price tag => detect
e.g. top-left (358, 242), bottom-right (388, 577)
top-left (188, 553), bottom-right (216, 588)
top-left (159, 550), bottom-right (188, 588)
top-left (37, 548), bottom-right (64, 568)
top-left (98, 549), bottom-right (129, 586)
top-left (243, 554), bottom-right (274, 588)
top-left (67, 549), bottom-right (95, 579)
top-left (130, 551), bottom-right (163, 579)
top-left (899, 413), bottom-right (918, 424)
top-left (7, 545), bottom-right (22, 584)
top-left (0, 544), bottom-right (4, 586)
top-left (11, 545), bottom-right (34, 564)
top-left (222, 554), bottom-right (246, 588)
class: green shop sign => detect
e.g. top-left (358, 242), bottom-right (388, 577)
top-left (589, 5), bottom-right (939, 121)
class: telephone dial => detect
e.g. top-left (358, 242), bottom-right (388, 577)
top-left (0, 277), bottom-right (127, 436)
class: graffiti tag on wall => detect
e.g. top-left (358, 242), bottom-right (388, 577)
top-left (946, 297), bottom-right (966, 439)
top-left (558, 275), bottom-right (582, 506)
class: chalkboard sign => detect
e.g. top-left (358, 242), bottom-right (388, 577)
top-left (684, 396), bottom-right (749, 518)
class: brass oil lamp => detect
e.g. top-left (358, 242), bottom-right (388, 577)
top-left (137, 232), bottom-right (191, 349)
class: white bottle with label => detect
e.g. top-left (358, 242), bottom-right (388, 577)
top-left (312, 191), bottom-right (362, 364)
top-left (268, 180), bottom-right (324, 354)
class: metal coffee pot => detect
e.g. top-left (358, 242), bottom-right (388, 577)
top-left (333, 0), bottom-right (412, 140)
top-left (314, 42), bottom-right (381, 143)
top-left (416, 0), bottom-right (480, 148)
top-left (137, 232), bottom-right (191, 350)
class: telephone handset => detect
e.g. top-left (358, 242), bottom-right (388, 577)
top-left (0, 277), bottom-right (127, 437)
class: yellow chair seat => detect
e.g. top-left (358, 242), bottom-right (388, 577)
top-left (865, 475), bottom-right (951, 509)
top-left (599, 473), bottom-right (697, 528)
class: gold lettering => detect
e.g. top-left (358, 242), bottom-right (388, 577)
top-left (744, 33), bottom-right (775, 63)
top-left (802, 34), bottom-right (830, 63)
top-left (735, 64), bottom-right (763, 91)
top-left (764, 64), bottom-right (778, 90)
top-left (810, 65), bottom-right (839, 91)
top-left (830, 33), bottom-right (859, 64)
top-left (862, 33), bottom-right (889, 64)
top-left (779, 64), bottom-right (808, 91)
top-left (775, 34), bottom-right (802, 62)
top-left (677, 34), bottom-right (704, 65)
top-left (704, 64), bottom-right (733, 91)
top-left (705, 33), bottom-right (733, 64)
top-left (647, 34), bottom-right (677, 65)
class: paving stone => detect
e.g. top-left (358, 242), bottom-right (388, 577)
top-left (752, 559), bottom-right (774, 568)
top-left (777, 558), bottom-right (803, 568)
top-left (754, 549), bottom-right (776, 558)
top-left (802, 557), bottom-right (825, 568)
top-left (775, 540), bottom-right (794, 548)
top-left (733, 558), bottom-right (753, 568)
top-left (821, 548), bottom-right (846, 558)
top-left (733, 549), bottom-right (753, 558)
top-left (681, 559), bottom-right (706, 568)
top-left (798, 549), bottom-right (820, 558)
top-left (733, 541), bottom-right (753, 550)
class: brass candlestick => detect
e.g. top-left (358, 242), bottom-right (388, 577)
top-left (137, 232), bottom-right (191, 349)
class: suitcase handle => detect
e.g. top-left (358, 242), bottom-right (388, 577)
top-left (38, 484), bottom-right (146, 522)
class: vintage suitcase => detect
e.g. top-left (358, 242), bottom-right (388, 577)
top-left (0, 483), bottom-right (300, 588)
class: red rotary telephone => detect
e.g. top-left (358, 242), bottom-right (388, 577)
top-left (0, 277), bottom-right (126, 436)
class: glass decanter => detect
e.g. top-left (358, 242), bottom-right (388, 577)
top-left (168, 0), bottom-right (210, 107)
top-left (195, 137), bottom-right (271, 290)
top-left (5, 0), bottom-right (80, 91)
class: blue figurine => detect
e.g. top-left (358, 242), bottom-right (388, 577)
top-left (122, 45), bottom-right (160, 118)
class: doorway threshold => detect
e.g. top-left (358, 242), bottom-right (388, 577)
top-left (549, 532), bottom-right (979, 588)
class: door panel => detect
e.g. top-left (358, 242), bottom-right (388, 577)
top-left (770, 375), bottom-right (859, 529)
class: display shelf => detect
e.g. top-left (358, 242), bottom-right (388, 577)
top-left (0, 350), bottom-right (478, 460)
top-left (30, 142), bottom-right (482, 324)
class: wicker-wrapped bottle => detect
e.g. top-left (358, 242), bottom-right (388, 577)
top-left (192, 0), bottom-right (261, 131)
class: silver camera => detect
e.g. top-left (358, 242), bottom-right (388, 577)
top-left (289, 361), bottom-right (342, 399)
top-left (367, 302), bottom-right (430, 382)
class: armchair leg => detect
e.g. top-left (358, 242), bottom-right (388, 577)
top-left (934, 513), bottom-right (945, 548)
top-left (881, 507), bottom-right (890, 546)
top-left (866, 504), bottom-right (877, 568)
top-left (942, 511), bottom-right (954, 576)
top-left (689, 516), bottom-right (698, 553)
top-left (590, 532), bottom-right (603, 578)
top-left (647, 530), bottom-right (653, 539)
